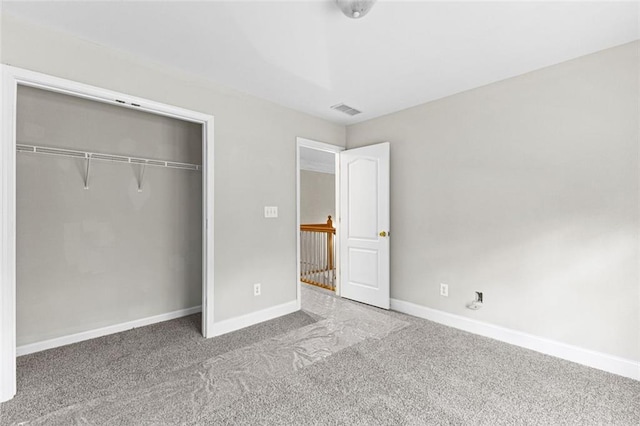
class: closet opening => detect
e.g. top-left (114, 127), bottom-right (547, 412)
top-left (1, 66), bottom-right (215, 402)
top-left (16, 85), bottom-right (205, 355)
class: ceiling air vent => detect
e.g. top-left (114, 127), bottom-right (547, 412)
top-left (330, 103), bottom-right (362, 116)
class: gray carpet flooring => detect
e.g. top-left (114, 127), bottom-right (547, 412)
top-left (1, 286), bottom-right (638, 425)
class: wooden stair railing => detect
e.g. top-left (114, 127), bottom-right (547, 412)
top-left (300, 215), bottom-right (336, 290)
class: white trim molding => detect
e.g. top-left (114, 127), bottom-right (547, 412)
top-left (391, 298), bottom-right (640, 381)
top-left (0, 64), bottom-right (18, 403)
top-left (16, 306), bottom-right (202, 357)
top-left (201, 113), bottom-right (215, 339)
top-left (210, 300), bottom-right (298, 337)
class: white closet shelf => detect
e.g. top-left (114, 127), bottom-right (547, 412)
top-left (16, 144), bottom-right (201, 171)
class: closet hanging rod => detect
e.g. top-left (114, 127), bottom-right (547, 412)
top-left (16, 144), bottom-right (201, 171)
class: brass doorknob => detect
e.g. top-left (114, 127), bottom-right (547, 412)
top-left (379, 231), bottom-right (387, 237)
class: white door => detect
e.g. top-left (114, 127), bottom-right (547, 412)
top-left (339, 142), bottom-right (390, 309)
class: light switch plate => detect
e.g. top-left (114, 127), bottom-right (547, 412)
top-left (264, 206), bottom-right (278, 218)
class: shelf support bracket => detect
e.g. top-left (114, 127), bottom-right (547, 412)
top-left (137, 162), bottom-right (147, 192)
top-left (84, 154), bottom-right (91, 190)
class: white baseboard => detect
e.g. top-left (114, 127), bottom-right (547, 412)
top-left (390, 298), bottom-right (640, 381)
top-left (17, 306), bottom-right (202, 356)
top-left (210, 300), bottom-right (299, 337)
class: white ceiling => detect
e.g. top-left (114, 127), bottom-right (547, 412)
top-left (3, 1), bottom-right (638, 124)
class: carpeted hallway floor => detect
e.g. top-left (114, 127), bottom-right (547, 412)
top-left (1, 285), bottom-right (638, 425)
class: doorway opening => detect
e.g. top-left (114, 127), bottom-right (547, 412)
top-left (299, 148), bottom-right (337, 291)
top-left (295, 138), bottom-right (391, 310)
top-left (296, 138), bottom-right (343, 303)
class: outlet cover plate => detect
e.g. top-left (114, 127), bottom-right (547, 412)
top-left (440, 283), bottom-right (449, 297)
top-left (264, 206), bottom-right (278, 218)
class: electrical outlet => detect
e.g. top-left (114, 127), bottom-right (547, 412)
top-left (254, 283), bottom-right (261, 296)
top-left (440, 283), bottom-right (449, 297)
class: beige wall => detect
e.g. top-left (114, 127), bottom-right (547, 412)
top-left (16, 86), bottom-right (203, 345)
top-left (300, 170), bottom-right (335, 224)
top-left (347, 42), bottom-right (639, 361)
top-left (2, 14), bottom-right (346, 324)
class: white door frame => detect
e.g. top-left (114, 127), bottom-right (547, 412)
top-left (296, 137), bottom-right (344, 308)
top-left (0, 65), bottom-right (215, 402)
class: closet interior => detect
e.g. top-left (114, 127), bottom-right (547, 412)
top-left (16, 85), bottom-right (204, 351)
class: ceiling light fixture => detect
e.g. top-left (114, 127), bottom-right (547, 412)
top-left (336, 0), bottom-right (377, 19)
